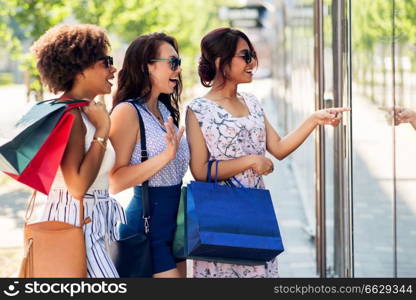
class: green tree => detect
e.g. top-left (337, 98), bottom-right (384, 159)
top-left (352, 0), bottom-right (393, 103)
top-left (0, 0), bottom-right (237, 100)
top-left (71, 0), bottom-right (231, 99)
top-left (0, 0), bottom-right (70, 100)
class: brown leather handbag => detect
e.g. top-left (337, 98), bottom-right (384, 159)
top-left (19, 192), bottom-right (89, 278)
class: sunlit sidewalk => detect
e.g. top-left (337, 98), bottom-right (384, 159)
top-left (259, 81), bottom-right (317, 278)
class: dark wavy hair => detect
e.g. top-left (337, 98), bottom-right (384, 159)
top-left (31, 24), bottom-right (110, 94)
top-left (113, 33), bottom-right (182, 126)
top-left (198, 27), bottom-right (256, 88)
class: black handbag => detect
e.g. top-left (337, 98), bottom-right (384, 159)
top-left (110, 99), bottom-right (153, 277)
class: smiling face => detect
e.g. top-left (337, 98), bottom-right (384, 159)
top-left (79, 56), bottom-right (117, 95)
top-left (225, 38), bottom-right (257, 84)
top-left (148, 41), bottom-right (182, 95)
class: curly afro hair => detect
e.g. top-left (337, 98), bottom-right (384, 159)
top-left (31, 24), bottom-right (110, 94)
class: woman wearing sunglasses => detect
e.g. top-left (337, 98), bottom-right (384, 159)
top-left (109, 33), bottom-right (189, 278)
top-left (186, 27), bottom-right (350, 278)
top-left (31, 24), bottom-right (125, 277)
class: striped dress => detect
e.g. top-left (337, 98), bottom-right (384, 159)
top-left (33, 111), bottom-right (126, 278)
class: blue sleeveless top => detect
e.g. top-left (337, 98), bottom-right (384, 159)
top-left (128, 100), bottom-right (189, 187)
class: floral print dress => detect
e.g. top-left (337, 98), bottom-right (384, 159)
top-left (187, 92), bottom-right (279, 278)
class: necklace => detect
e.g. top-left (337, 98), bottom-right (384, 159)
top-left (153, 108), bottom-right (163, 122)
top-left (208, 93), bottom-right (241, 103)
top-left (145, 103), bottom-right (163, 123)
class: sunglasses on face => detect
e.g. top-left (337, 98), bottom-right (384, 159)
top-left (150, 56), bottom-right (182, 71)
top-left (98, 56), bottom-right (114, 68)
top-left (235, 49), bottom-right (257, 64)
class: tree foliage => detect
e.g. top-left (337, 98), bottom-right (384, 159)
top-left (71, 0), bottom-right (231, 96)
top-left (0, 0), bottom-right (234, 99)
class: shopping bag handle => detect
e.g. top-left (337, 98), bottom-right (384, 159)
top-left (206, 160), bottom-right (214, 183)
top-left (36, 98), bottom-right (88, 105)
top-left (36, 98), bottom-right (59, 104)
top-left (206, 160), bottom-right (219, 184)
top-left (206, 160), bottom-right (246, 188)
top-left (24, 191), bottom-right (36, 223)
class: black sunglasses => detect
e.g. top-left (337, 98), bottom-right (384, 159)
top-left (98, 56), bottom-right (114, 68)
top-left (150, 56), bottom-right (182, 71)
top-left (235, 49), bottom-right (257, 64)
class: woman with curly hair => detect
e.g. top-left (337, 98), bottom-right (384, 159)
top-left (31, 24), bottom-right (125, 278)
top-left (109, 33), bottom-right (189, 278)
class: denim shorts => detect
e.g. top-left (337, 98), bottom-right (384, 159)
top-left (119, 183), bottom-right (183, 274)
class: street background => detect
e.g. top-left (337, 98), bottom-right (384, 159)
top-left (1, 0), bottom-right (416, 278)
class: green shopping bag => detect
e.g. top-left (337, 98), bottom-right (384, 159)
top-left (173, 186), bottom-right (187, 260)
top-left (0, 99), bottom-right (83, 175)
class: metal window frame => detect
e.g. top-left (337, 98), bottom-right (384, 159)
top-left (314, 0), bottom-right (353, 278)
top-left (314, 0), bottom-right (327, 278)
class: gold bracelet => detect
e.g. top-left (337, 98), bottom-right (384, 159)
top-left (93, 136), bottom-right (107, 143)
top-left (91, 139), bottom-right (107, 150)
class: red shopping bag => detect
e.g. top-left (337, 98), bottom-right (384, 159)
top-left (6, 102), bottom-right (88, 194)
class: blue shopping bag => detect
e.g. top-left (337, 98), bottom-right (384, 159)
top-left (186, 161), bottom-right (284, 262)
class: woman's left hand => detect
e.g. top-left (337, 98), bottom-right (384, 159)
top-left (162, 116), bottom-right (185, 161)
top-left (313, 107), bottom-right (351, 127)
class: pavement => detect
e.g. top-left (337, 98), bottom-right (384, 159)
top-left (350, 90), bottom-right (416, 277)
top-left (248, 80), bottom-right (317, 277)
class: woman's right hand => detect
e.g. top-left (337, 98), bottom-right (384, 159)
top-left (249, 155), bottom-right (274, 175)
top-left (162, 116), bottom-right (185, 161)
top-left (82, 100), bottom-right (111, 133)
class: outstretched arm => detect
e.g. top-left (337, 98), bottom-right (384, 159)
top-left (266, 107), bottom-right (350, 160)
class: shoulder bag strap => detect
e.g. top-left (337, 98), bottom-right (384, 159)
top-left (128, 100), bottom-right (151, 234)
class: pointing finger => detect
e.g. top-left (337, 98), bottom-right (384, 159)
top-left (330, 107), bottom-right (351, 113)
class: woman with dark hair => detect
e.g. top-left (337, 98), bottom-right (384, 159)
top-left (109, 33), bottom-right (189, 278)
top-left (31, 24), bottom-right (125, 278)
top-left (186, 27), bottom-right (350, 278)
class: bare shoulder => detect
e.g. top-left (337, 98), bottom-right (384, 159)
top-left (186, 106), bottom-right (199, 124)
top-left (111, 101), bottom-right (137, 116)
top-left (187, 97), bottom-right (208, 112)
top-left (110, 102), bottom-right (140, 142)
top-left (111, 102), bottom-right (139, 125)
